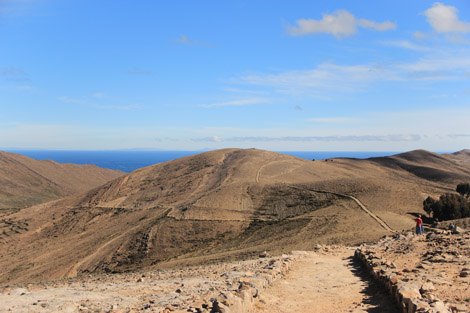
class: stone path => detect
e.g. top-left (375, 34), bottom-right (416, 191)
top-left (255, 248), bottom-right (400, 313)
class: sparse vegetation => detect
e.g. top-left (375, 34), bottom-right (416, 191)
top-left (423, 183), bottom-right (470, 221)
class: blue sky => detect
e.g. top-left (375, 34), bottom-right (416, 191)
top-left (1, 0), bottom-right (469, 151)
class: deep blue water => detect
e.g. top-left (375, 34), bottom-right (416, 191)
top-left (5, 150), bottom-right (400, 173)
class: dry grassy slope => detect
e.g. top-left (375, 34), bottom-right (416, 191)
top-left (1, 148), bottom-right (469, 285)
top-left (444, 149), bottom-right (470, 166)
top-left (0, 151), bottom-right (124, 209)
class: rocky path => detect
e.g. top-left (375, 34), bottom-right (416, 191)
top-left (255, 248), bottom-right (400, 313)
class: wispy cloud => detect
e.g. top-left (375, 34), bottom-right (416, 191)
top-left (448, 134), bottom-right (470, 138)
top-left (201, 97), bottom-right (270, 108)
top-left (192, 134), bottom-right (420, 142)
top-left (222, 87), bottom-right (266, 95)
top-left (446, 33), bottom-right (470, 44)
top-left (192, 136), bottom-right (222, 142)
top-left (1, 67), bottom-right (30, 82)
top-left (127, 66), bottom-right (153, 76)
top-left (397, 52), bottom-right (470, 73)
top-left (237, 50), bottom-right (470, 95)
top-left (381, 40), bottom-right (430, 51)
top-left (286, 10), bottom-right (396, 38)
top-left (92, 92), bottom-right (105, 98)
top-left (174, 34), bottom-right (213, 47)
top-left (57, 96), bottom-right (88, 104)
top-left (413, 31), bottom-right (430, 40)
top-left (424, 3), bottom-right (470, 33)
top-left (0, 0), bottom-right (36, 17)
top-left (308, 117), bottom-right (359, 123)
top-left (239, 63), bottom-right (396, 95)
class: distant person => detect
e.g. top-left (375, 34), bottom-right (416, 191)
top-left (415, 215), bottom-right (423, 235)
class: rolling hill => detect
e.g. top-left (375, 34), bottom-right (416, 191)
top-left (1, 148), bottom-right (469, 284)
top-left (0, 150), bottom-right (124, 210)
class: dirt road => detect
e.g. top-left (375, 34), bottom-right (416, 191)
top-left (255, 248), bottom-right (399, 313)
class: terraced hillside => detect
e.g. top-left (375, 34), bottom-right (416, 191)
top-left (1, 148), bottom-right (469, 284)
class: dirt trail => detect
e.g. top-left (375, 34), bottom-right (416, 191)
top-left (256, 248), bottom-right (399, 313)
top-left (288, 185), bottom-right (395, 233)
top-left (255, 163), bottom-right (395, 233)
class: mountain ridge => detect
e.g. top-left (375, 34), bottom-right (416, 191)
top-left (1, 148), bottom-right (469, 284)
top-left (0, 150), bottom-right (124, 209)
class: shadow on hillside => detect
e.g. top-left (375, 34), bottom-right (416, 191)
top-left (407, 212), bottom-right (433, 224)
top-left (345, 256), bottom-right (400, 313)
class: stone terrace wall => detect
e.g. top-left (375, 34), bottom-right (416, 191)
top-left (354, 230), bottom-right (470, 313)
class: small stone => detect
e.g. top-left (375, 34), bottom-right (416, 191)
top-left (420, 282), bottom-right (435, 294)
top-left (259, 251), bottom-right (268, 258)
top-left (453, 226), bottom-right (466, 234)
top-left (450, 303), bottom-right (468, 312)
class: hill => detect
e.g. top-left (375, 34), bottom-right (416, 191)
top-left (444, 149), bottom-right (470, 166)
top-left (0, 150), bottom-right (124, 210)
top-left (1, 148), bottom-right (469, 284)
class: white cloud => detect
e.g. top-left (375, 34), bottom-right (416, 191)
top-left (357, 19), bottom-right (396, 31)
top-left (191, 136), bottom-right (223, 142)
top-left (287, 10), bottom-right (357, 38)
top-left (201, 97), bottom-right (270, 108)
top-left (424, 2), bottom-right (470, 33)
top-left (287, 10), bottom-right (396, 38)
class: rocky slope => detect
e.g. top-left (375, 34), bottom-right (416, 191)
top-left (1, 148), bottom-right (469, 284)
top-left (355, 221), bottom-right (470, 313)
top-left (0, 251), bottom-right (299, 313)
top-left (0, 150), bottom-right (124, 209)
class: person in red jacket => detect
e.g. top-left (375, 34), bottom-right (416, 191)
top-left (415, 215), bottom-right (423, 235)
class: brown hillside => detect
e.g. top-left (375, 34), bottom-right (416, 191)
top-left (369, 149), bottom-right (470, 183)
top-left (1, 148), bottom-right (469, 284)
top-left (0, 150), bottom-right (124, 210)
top-left (444, 149), bottom-right (470, 167)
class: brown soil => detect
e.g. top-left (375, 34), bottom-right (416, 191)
top-left (0, 150), bottom-right (124, 210)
